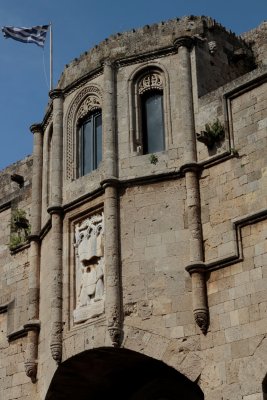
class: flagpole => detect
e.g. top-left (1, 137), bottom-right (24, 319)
top-left (50, 22), bottom-right (53, 91)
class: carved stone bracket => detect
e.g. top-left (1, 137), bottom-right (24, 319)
top-left (24, 321), bottom-right (40, 383)
top-left (50, 339), bottom-right (62, 364)
top-left (193, 308), bottom-right (209, 334)
top-left (186, 263), bottom-right (209, 335)
top-left (25, 361), bottom-right (37, 383)
top-left (108, 326), bottom-right (122, 347)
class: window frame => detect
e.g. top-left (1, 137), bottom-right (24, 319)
top-left (129, 66), bottom-right (171, 156)
top-left (77, 109), bottom-right (102, 177)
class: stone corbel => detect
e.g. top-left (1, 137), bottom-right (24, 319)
top-left (24, 320), bottom-right (40, 383)
top-left (186, 263), bottom-right (209, 334)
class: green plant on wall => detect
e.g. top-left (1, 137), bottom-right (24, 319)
top-left (196, 118), bottom-right (225, 149)
top-left (9, 209), bottom-right (30, 250)
top-left (149, 154), bottom-right (159, 165)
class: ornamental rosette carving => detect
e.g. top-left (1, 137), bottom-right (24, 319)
top-left (138, 72), bottom-right (163, 94)
top-left (194, 309), bottom-right (209, 334)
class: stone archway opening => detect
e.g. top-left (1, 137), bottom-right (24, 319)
top-left (45, 347), bottom-right (204, 400)
top-left (263, 373), bottom-right (267, 400)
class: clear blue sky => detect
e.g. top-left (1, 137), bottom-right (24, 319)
top-left (0, 0), bottom-right (266, 170)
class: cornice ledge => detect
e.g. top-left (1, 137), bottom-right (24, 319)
top-left (27, 234), bottom-right (40, 243)
top-left (24, 320), bottom-right (41, 332)
top-left (7, 326), bottom-right (27, 341)
top-left (115, 45), bottom-right (176, 67)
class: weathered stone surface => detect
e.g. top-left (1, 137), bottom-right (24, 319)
top-left (0, 15), bottom-right (266, 400)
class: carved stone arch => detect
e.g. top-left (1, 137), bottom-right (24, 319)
top-left (65, 85), bottom-right (103, 180)
top-left (128, 63), bottom-right (172, 153)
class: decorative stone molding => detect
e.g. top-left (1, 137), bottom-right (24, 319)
top-left (24, 321), bottom-right (40, 382)
top-left (186, 263), bottom-right (209, 335)
top-left (193, 309), bottom-right (209, 334)
top-left (208, 40), bottom-right (217, 55)
top-left (73, 213), bottom-right (105, 324)
top-left (66, 85), bottom-right (102, 180)
top-left (76, 95), bottom-right (101, 121)
top-left (107, 302), bottom-right (122, 347)
top-left (30, 123), bottom-right (43, 135)
top-left (50, 339), bottom-right (62, 364)
top-left (138, 72), bottom-right (163, 94)
top-left (25, 361), bottom-right (37, 383)
top-left (49, 88), bottom-right (64, 100)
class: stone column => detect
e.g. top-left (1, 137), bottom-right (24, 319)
top-left (175, 37), bottom-right (196, 164)
top-left (175, 37), bottom-right (209, 334)
top-left (102, 60), bottom-right (122, 346)
top-left (48, 89), bottom-right (64, 362)
top-left (24, 123), bottom-right (43, 382)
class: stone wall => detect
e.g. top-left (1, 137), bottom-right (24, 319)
top-left (0, 157), bottom-right (34, 400)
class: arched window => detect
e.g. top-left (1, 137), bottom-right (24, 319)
top-left (78, 110), bottom-right (102, 176)
top-left (134, 70), bottom-right (166, 155)
top-left (141, 90), bottom-right (165, 154)
top-left (66, 86), bottom-right (103, 180)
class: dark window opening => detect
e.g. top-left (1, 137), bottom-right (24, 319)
top-left (141, 91), bottom-right (165, 154)
top-left (79, 111), bottom-right (102, 176)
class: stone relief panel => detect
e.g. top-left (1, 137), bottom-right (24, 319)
top-left (73, 213), bottom-right (105, 323)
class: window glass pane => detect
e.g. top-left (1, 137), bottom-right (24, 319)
top-left (142, 92), bottom-right (165, 154)
top-left (95, 114), bottom-right (102, 167)
top-left (79, 111), bottom-right (102, 177)
top-left (82, 118), bottom-right (93, 175)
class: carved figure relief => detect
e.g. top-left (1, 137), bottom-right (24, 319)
top-left (73, 213), bottom-right (105, 323)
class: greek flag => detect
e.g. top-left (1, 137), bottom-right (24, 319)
top-left (2, 25), bottom-right (49, 47)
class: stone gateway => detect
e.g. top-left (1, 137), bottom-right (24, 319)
top-left (0, 15), bottom-right (267, 400)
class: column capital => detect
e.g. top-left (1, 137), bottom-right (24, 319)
top-left (49, 88), bottom-right (64, 100)
top-left (102, 58), bottom-right (114, 68)
top-left (30, 123), bottom-right (43, 135)
top-left (173, 36), bottom-right (195, 50)
top-left (185, 261), bottom-right (207, 274)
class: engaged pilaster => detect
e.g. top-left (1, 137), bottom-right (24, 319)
top-left (102, 60), bottom-right (122, 346)
top-left (48, 89), bottom-right (64, 363)
top-left (175, 37), bottom-right (209, 334)
top-left (24, 123), bottom-right (43, 382)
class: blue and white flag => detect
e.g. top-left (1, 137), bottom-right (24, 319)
top-left (2, 25), bottom-right (49, 47)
